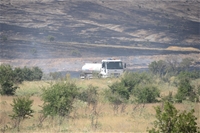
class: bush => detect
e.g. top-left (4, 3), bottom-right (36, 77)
top-left (177, 71), bottom-right (200, 81)
top-left (109, 81), bottom-right (129, 100)
top-left (104, 82), bottom-right (129, 114)
top-left (41, 81), bottom-right (79, 124)
top-left (49, 72), bottom-right (63, 80)
top-left (1, 35), bottom-right (8, 42)
top-left (21, 66), bottom-right (43, 81)
top-left (0, 64), bottom-right (17, 95)
top-left (78, 85), bottom-right (98, 106)
top-left (148, 58), bottom-right (194, 78)
top-left (121, 72), bottom-right (152, 93)
top-left (31, 66), bottom-right (43, 80)
top-left (148, 102), bottom-right (200, 133)
top-left (148, 60), bottom-right (167, 78)
top-left (10, 96), bottom-right (34, 131)
top-left (133, 85), bottom-right (160, 103)
top-left (0, 64), bottom-right (43, 95)
top-left (0, 81), bottom-right (17, 95)
top-left (175, 78), bottom-right (198, 102)
top-left (47, 35), bottom-right (55, 42)
top-left (13, 67), bottom-right (25, 84)
top-left (71, 49), bottom-right (81, 57)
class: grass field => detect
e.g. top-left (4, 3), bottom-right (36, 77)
top-left (1, 78), bottom-right (200, 132)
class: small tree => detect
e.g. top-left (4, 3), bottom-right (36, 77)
top-left (106, 82), bottom-right (129, 114)
top-left (9, 96), bottom-right (34, 131)
top-left (133, 85), bottom-right (160, 103)
top-left (47, 35), bottom-right (55, 42)
top-left (0, 64), bottom-right (17, 95)
top-left (41, 81), bottom-right (79, 124)
top-left (148, 102), bottom-right (200, 133)
top-left (31, 66), bottom-right (43, 80)
top-left (175, 78), bottom-right (198, 102)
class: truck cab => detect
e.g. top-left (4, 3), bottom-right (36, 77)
top-left (100, 59), bottom-right (125, 78)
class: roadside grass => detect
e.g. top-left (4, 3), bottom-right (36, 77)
top-left (16, 80), bottom-right (51, 96)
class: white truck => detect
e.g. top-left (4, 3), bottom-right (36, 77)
top-left (80, 59), bottom-right (126, 79)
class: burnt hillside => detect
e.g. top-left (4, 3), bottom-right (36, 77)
top-left (0, 0), bottom-right (199, 73)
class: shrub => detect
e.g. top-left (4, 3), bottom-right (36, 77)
top-left (148, 102), bottom-right (200, 133)
top-left (133, 85), bottom-right (160, 103)
top-left (47, 35), bottom-right (55, 42)
top-left (121, 72), bottom-right (152, 93)
top-left (175, 78), bottom-right (198, 102)
top-left (78, 85), bottom-right (98, 106)
top-left (31, 66), bottom-right (43, 80)
top-left (109, 81), bottom-right (129, 100)
top-left (148, 60), bottom-right (167, 78)
top-left (21, 66), bottom-right (43, 81)
top-left (9, 96), bottom-right (34, 131)
top-left (41, 81), bottom-right (79, 124)
top-left (177, 71), bottom-right (200, 81)
top-left (1, 35), bottom-right (8, 42)
top-left (0, 64), bottom-right (43, 95)
top-left (148, 58), bottom-right (194, 78)
top-left (13, 67), bottom-right (25, 84)
top-left (0, 81), bottom-right (17, 95)
top-left (0, 64), bottom-right (17, 95)
top-left (49, 72), bottom-right (63, 80)
top-left (71, 49), bottom-right (81, 57)
top-left (105, 82), bottom-right (129, 114)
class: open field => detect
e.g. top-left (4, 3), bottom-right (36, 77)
top-left (1, 78), bottom-right (200, 132)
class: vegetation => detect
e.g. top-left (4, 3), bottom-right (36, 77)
top-left (175, 78), bottom-right (198, 103)
top-left (0, 35), bottom-right (8, 42)
top-left (0, 64), bottom-right (18, 95)
top-left (71, 49), bottom-right (82, 57)
top-left (41, 81), bottom-right (79, 124)
top-left (9, 96), bottom-right (34, 131)
top-left (148, 102), bottom-right (200, 133)
top-left (148, 57), bottom-right (194, 78)
top-left (0, 59), bottom-right (200, 132)
top-left (0, 64), bottom-right (43, 95)
top-left (47, 35), bottom-right (55, 42)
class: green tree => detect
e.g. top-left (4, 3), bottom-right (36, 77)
top-left (134, 85), bottom-right (160, 103)
top-left (0, 64), bottom-right (17, 95)
top-left (47, 35), bottom-right (55, 42)
top-left (121, 72), bottom-right (152, 93)
top-left (41, 81), bottom-right (79, 124)
top-left (13, 67), bottom-right (24, 84)
top-left (9, 96), bottom-right (34, 131)
top-left (175, 78), bottom-right (198, 102)
top-left (31, 66), bottom-right (43, 80)
top-left (78, 85), bottom-right (98, 106)
top-left (22, 67), bottom-right (34, 81)
top-left (105, 82), bottom-right (129, 114)
top-left (148, 102), bottom-right (200, 133)
top-left (179, 58), bottom-right (193, 71)
top-left (149, 60), bottom-right (167, 77)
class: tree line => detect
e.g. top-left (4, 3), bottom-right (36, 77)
top-left (0, 64), bottom-right (43, 95)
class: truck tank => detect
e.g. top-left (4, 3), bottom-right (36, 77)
top-left (82, 63), bottom-right (102, 72)
top-left (81, 63), bottom-right (102, 79)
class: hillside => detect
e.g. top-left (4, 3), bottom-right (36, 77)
top-left (0, 0), bottom-right (199, 73)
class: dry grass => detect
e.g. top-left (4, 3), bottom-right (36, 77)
top-left (1, 79), bottom-right (200, 132)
